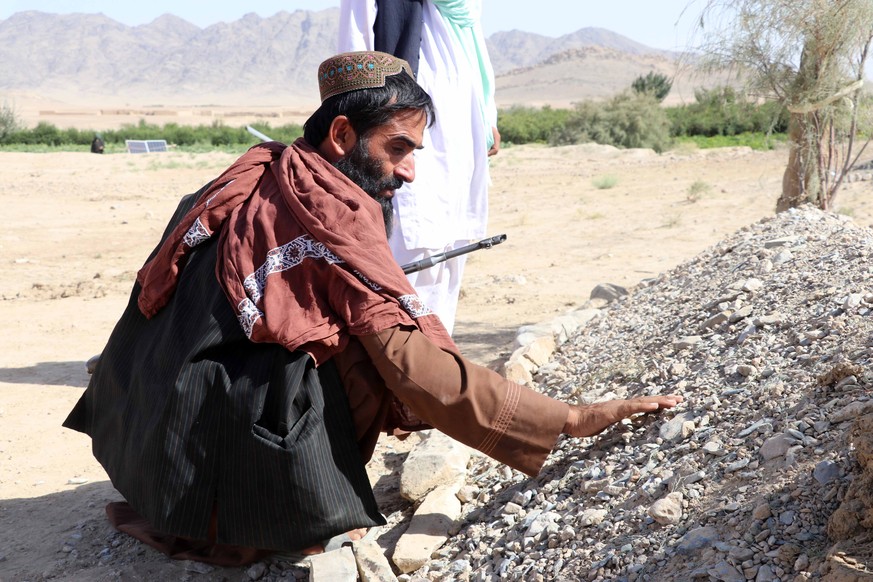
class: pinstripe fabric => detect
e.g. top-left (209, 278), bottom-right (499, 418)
top-left (65, 190), bottom-right (384, 551)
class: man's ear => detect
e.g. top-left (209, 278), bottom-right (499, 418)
top-left (321, 115), bottom-right (358, 162)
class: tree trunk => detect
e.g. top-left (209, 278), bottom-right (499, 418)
top-left (776, 112), bottom-right (822, 212)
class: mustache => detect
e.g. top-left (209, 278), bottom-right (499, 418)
top-left (376, 177), bottom-right (404, 196)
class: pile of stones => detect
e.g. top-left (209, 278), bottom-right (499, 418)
top-left (408, 206), bottom-right (873, 581)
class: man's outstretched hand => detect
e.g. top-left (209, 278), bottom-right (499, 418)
top-left (563, 395), bottom-right (684, 438)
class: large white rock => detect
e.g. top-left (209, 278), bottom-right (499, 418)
top-left (400, 431), bottom-right (471, 502)
top-left (308, 546), bottom-right (357, 582)
top-left (353, 539), bottom-right (397, 582)
top-left (392, 485), bottom-right (463, 574)
top-left (648, 492), bottom-right (684, 525)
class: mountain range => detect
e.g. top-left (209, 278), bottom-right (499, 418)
top-left (0, 9), bottom-right (706, 110)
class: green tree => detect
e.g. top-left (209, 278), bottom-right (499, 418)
top-left (0, 98), bottom-right (20, 142)
top-left (631, 71), bottom-right (673, 102)
top-left (694, 0), bottom-right (873, 211)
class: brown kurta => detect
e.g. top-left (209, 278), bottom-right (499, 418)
top-left (335, 326), bottom-right (569, 476)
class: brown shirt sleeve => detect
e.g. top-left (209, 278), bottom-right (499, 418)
top-left (358, 325), bottom-right (570, 477)
top-left (330, 336), bottom-right (393, 460)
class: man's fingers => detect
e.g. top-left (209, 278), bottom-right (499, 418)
top-left (634, 394), bottom-right (683, 409)
top-left (567, 395), bottom-right (685, 438)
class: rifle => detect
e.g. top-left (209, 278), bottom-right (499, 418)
top-left (246, 125), bottom-right (273, 143)
top-left (401, 234), bottom-right (507, 274)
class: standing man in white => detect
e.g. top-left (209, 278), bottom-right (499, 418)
top-left (339, 0), bottom-right (500, 335)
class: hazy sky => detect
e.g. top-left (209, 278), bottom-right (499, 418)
top-left (0, 1), bottom-right (703, 51)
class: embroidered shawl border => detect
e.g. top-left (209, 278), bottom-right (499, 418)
top-left (235, 234), bottom-right (431, 337)
top-left (181, 180), bottom-right (236, 248)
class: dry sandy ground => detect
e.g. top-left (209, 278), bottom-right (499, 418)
top-left (1, 141), bottom-right (872, 581)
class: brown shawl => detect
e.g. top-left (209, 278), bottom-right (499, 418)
top-left (136, 139), bottom-right (456, 364)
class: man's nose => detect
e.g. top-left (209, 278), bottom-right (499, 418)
top-left (394, 154), bottom-right (415, 183)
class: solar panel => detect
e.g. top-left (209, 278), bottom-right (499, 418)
top-left (125, 139), bottom-right (168, 154)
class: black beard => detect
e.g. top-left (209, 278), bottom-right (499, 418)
top-left (333, 139), bottom-right (402, 238)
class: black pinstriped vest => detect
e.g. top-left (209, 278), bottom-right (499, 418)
top-left (64, 187), bottom-right (384, 550)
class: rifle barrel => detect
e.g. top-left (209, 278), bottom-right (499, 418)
top-left (246, 125), bottom-right (273, 143)
top-left (401, 234), bottom-right (507, 274)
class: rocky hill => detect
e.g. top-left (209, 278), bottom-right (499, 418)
top-left (486, 27), bottom-right (674, 75)
top-left (0, 10), bottom-right (339, 105)
top-left (494, 45), bottom-right (709, 107)
top-left (0, 10), bottom-right (700, 109)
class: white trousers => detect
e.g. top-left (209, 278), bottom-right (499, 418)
top-left (390, 219), bottom-right (468, 336)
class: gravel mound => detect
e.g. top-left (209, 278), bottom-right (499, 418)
top-left (415, 206), bottom-right (873, 582)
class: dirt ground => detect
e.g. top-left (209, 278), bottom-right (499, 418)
top-left (1, 140), bottom-right (872, 581)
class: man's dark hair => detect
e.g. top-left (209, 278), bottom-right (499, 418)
top-left (303, 72), bottom-right (435, 145)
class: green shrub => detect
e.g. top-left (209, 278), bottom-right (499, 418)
top-left (666, 86), bottom-right (789, 137)
top-left (0, 119), bottom-right (304, 150)
top-left (551, 92), bottom-right (672, 152)
top-left (497, 105), bottom-right (572, 144)
top-left (249, 123), bottom-right (304, 145)
top-left (0, 97), bottom-right (792, 155)
top-left (686, 180), bottom-right (712, 202)
top-left (631, 72), bottom-right (673, 102)
top-left (592, 175), bottom-right (619, 189)
top-left (0, 99), bottom-right (21, 141)
top-left (673, 132), bottom-right (787, 151)
top-left (29, 122), bottom-right (64, 146)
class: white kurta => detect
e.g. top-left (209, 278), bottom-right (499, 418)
top-left (338, 0), bottom-right (497, 335)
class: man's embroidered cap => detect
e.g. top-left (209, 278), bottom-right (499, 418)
top-left (318, 51), bottom-right (414, 102)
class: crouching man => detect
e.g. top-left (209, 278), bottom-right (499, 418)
top-left (64, 51), bottom-right (682, 566)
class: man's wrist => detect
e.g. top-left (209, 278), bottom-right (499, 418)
top-left (563, 405), bottom-right (579, 435)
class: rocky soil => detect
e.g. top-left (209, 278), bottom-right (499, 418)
top-left (98, 205), bottom-right (873, 582)
top-left (48, 207), bottom-right (873, 582)
top-left (410, 207), bottom-right (873, 581)
top-left (4, 145), bottom-right (873, 582)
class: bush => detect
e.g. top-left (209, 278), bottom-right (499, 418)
top-left (0, 119), bottom-right (305, 150)
top-left (102, 120), bottom-right (304, 147)
top-left (631, 72), bottom-right (673, 102)
top-left (673, 132), bottom-right (788, 151)
top-left (497, 105), bottom-right (572, 144)
top-left (249, 123), bottom-right (304, 145)
top-left (551, 92), bottom-right (672, 152)
top-left (28, 122), bottom-right (64, 146)
top-left (666, 86), bottom-right (789, 137)
top-left (686, 180), bottom-right (711, 202)
top-left (0, 99), bottom-right (20, 141)
top-left (592, 175), bottom-right (619, 189)
top-left (0, 98), bottom-right (790, 154)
